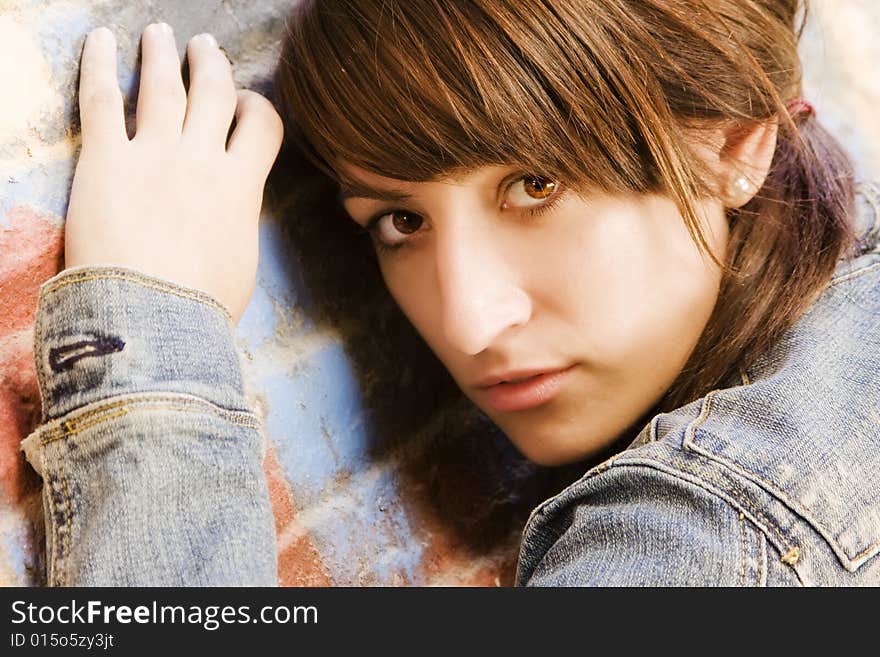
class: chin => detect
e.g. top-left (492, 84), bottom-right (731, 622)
top-left (521, 448), bottom-right (585, 467)
top-left (502, 414), bottom-right (633, 467)
top-left (506, 430), bottom-right (606, 467)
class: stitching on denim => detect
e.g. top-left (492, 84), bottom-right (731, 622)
top-left (41, 408), bottom-right (132, 444)
top-left (682, 390), bottom-right (871, 567)
top-left (648, 414), bottom-right (661, 443)
top-left (654, 458), bottom-right (793, 553)
top-left (521, 456), bottom-right (798, 585)
top-left (791, 555), bottom-right (805, 586)
top-left (45, 468), bottom-right (60, 586)
top-left (42, 271), bottom-right (233, 324)
top-left (684, 391), bottom-right (716, 444)
top-left (121, 404), bottom-right (260, 428)
top-left (738, 512), bottom-right (746, 587)
top-left (36, 395), bottom-right (260, 445)
top-left (757, 529), bottom-right (767, 587)
top-left (36, 397), bottom-right (259, 584)
top-left (686, 431), bottom-right (872, 566)
top-left (524, 394), bottom-right (792, 561)
top-left (58, 467), bottom-right (72, 587)
top-left (44, 445), bottom-right (72, 587)
top-left (523, 447), bottom-right (798, 573)
top-left (828, 260), bottom-right (880, 287)
top-left (40, 405), bottom-right (259, 445)
top-left (34, 285), bottom-right (49, 424)
top-left (851, 538), bottom-right (880, 562)
top-left (50, 399), bottom-right (128, 425)
top-left (611, 458), bottom-right (795, 559)
top-left (637, 458), bottom-right (803, 579)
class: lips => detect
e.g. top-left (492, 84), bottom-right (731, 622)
top-left (477, 365), bottom-right (576, 413)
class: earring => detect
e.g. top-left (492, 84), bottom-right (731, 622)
top-left (733, 175), bottom-right (752, 195)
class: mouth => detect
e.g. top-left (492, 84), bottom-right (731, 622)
top-left (477, 365), bottom-right (576, 413)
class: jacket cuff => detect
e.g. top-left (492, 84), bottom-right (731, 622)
top-left (32, 265), bottom-right (251, 422)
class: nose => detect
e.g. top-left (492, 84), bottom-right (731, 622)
top-left (435, 221), bottom-right (532, 355)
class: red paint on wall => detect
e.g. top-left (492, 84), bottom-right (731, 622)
top-left (0, 207), bottom-right (63, 505)
top-left (0, 207), bottom-right (64, 336)
top-left (263, 443), bottom-right (332, 586)
top-left (415, 521), bottom-right (518, 586)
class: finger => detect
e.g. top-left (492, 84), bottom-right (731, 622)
top-left (182, 33), bottom-right (237, 147)
top-left (79, 27), bottom-right (127, 146)
top-left (227, 90), bottom-right (284, 178)
top-left (135, 22), bottom-right (186, 139)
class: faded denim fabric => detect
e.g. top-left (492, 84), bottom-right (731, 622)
top-left (20, 182), bottom-right (880, 587)
top-left (20, 269), bottom-right (277, 586)
top-left (517, 181), bottom-right (880, 586)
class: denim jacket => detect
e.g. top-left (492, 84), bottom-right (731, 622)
top-left (21, 182), bottom-right (880, 587)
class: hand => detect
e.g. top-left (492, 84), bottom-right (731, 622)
top-left (64, 24), bottom-right (283, 325)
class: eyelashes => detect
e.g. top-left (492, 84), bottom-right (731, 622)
top-left (521, 188), bottom-right (565, 218)
top-left (365, 175), bottom-right (566, 255)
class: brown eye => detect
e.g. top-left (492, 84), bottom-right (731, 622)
top-left (523, 176), bottom-right (558, 199)
top-left (372, 209), bottom-right (427, 250)
top-left (504, 175), bottom-right (562, 210)
top-left (391, 211), bottom-right (423, 234)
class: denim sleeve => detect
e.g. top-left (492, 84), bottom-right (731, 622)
top-left (20, 265), bottom-right (278, 586)
top-left (516, 464), bottom-right (760, 586)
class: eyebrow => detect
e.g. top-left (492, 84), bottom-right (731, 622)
top-left (337, 180), bottom-right (414, 203)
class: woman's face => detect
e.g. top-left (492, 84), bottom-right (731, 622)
top-left (341, 164), bottom-right (729, 465)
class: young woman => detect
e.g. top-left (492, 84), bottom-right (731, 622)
top-left (22, 1), bottom-right (879, 585)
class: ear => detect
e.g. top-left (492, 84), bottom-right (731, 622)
top-left (689, 118), bottom-right (779, 209)
top-left (714, 119), bottom-right (779, 208)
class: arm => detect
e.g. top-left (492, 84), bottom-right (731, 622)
top-left (22, 265), bottom-right (277, 586)
top-left (21, 24), bottom-right (282, 586)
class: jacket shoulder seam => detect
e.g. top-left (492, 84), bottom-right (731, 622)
top-left (522, 459), bottom-right (775, 586)
top-left (604, 456), bottom-right (801, 574)
top-left (681, 389), bottom-right (880, 570)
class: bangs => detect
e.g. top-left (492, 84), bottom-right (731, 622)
top-left (277, 0), bottom-right (664, 192)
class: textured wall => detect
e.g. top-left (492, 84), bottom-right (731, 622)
top-left (1, 0), bottom-right (878, 586)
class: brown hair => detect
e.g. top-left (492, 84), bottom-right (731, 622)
top-left (271, 0), bottom-right (857, 552)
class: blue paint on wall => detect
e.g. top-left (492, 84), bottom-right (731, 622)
top-left (258, 344), bottom-right (369, 502)
top-left (239, 218), bottom-right (317, 349)
top-left (40, 6), bottom-right (93, 86)
top-left (307, 466), bottom-right (424, 585)
top-left (250, 336), bottom-right (425, 583)
top-left (0, 159), bottom-right (75, 226)
top-left (1, 522), bottom-right (31, 584)
top-left (1, 0), bottom-right (441, 585)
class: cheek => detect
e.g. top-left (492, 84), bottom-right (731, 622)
top-left (379, 258), bottom-right (445, 350)
top-left (542, 203), bottom-right (723, 366)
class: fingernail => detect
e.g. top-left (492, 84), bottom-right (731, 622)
top-left (90, 27), bottom-right (113, 44)
top-left (197, 33), bottom-right (218, 48)
top-left (152, 22), bottom-right (173, 37)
